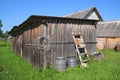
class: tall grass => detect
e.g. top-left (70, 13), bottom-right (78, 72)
top-left (0, 41), bottom-right (120, 80)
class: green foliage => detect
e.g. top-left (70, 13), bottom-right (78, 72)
top-left (0, 20), bottom-right (9, 38)
top-left (0, 20), bottom-right (3, 37)
top-left (0, 20), bottom-right (2, 27)
top-left (2, 31), bottom-right (9, 38)
top-left (0, 41), bottom-right (120, 80)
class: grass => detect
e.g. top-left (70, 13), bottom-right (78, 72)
top-left (0, 40), bottom-right (120, 80)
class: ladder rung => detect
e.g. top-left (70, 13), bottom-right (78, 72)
top-left (73, 33), bottom-right (82, 36)
top-left (82, 59), bottom-right (89, 63)
top-left (79, 53), bottom-right (88, 56)
top-left (80, 42), bottom-right (85, 44)
top-left (77, 46), bottom-right (86, 48)
top-left (76, 42), bottom-right (85, 44)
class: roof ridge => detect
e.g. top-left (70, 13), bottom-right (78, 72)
top-left (64, 7), bottom-right (96, 17)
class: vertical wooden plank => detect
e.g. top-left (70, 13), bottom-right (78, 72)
top-left (57, 19), bottom-right (61, 57)
top-left (66, 21), bottom-right (70, 57)
top-left (63, 20), bottom-right (67, 59)
top-left (50, 21), bottom-right (54, 67)
top-left (49, 21), bottom-right (53, 67)
top-left (56, 21), bottom-right (59, 57)
top-left (54, 20), bottom-right (58, 67)
top-left (61, 21), bottom-right (64, 57)
top-left (50, 19), bottom-right (57, 67)
top-left (69, 21), bottom-right (73, 56)
top-left (59, 20), bottom-right (62, 57)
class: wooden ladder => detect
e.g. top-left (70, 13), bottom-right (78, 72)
top-left (72, 32), bottom-right (89, 67)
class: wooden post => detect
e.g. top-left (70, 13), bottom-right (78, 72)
top-left (30, 26), bottom-right (33, 65)
top-left (105, 38), bottom-right (108, 51)
top-left (43, 52), bottom-right (46, 69)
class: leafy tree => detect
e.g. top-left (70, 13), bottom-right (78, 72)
top-left (0, 20), bottom-right (3, 37)
top-left (2, 30), bottom-right (9, 38)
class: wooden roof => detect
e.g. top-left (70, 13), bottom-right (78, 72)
top-left (18, 15), bottom-right (98, 30)
top-left (8, 26), bottom-right (18, 34)
top-left (97, 20), bottom-right (120, 38)
top-left (9, 15), bottom-right (98, 34)
top-left (65, 7), bottom-right (103, 21)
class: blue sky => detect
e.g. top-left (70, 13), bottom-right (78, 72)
top-left (0, 0), bottom-right (120, 32)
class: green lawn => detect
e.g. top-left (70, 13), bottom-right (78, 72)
top-left (0, 41), bottom-right (120, 80)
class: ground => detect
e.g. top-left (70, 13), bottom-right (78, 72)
top-left (0, 40), bottom-right (120, 80)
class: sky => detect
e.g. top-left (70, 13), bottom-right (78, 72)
top-left (0, 0), bottom-right (120, 33)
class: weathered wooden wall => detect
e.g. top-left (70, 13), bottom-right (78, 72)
top-left (97, 38), bottom-right (120, 50)
top-left (11, 17), bottom-right (97, 69)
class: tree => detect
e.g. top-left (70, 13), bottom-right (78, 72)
top-left (2, 31), bottom-right (9, 38)
top-left (0, 20), bottom-right (3, 37)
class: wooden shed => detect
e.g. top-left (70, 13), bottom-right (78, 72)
top-left (97, 20), bottom-right (120, 50)
top-left (9, 15), bottom-right (98, 69)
